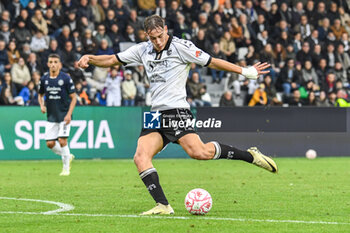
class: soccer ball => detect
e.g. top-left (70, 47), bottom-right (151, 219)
top-left (185, 188), bottom-right (212, 215)
top-left (305, 149), bottom-right (317, 159)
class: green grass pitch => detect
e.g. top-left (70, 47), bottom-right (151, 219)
top-left (0, 157), bottom-right (349, 233)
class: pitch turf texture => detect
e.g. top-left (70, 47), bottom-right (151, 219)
top-left (0, 158), bottom-right (349, 233)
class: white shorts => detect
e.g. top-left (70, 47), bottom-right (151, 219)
top-left (45, 121), bottom-right (71, 141)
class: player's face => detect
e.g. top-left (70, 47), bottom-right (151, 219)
top-left (47, 58), bottom-right (61, 73)
top-left (147, 26), bottom-right (168, 52)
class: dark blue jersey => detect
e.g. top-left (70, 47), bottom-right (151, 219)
top-left (38, 71), bottom-right (75, 122)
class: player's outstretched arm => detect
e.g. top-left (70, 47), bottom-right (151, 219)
top-left (207, 57), bottom-right (270, 79)
top-left (78, 54), bottom-right (121, 69)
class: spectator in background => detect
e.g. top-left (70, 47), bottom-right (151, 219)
top-left (278, 58), bottom-right (301, 96)
top-left (30, 30), bottom-right (49, 54)
top-left (296, 42), bottom-right (312, 65)
top-left (128, 9), bottom-right (143, 33)
top-left (100, 0), bottom-right (110, 16)
top-left (89, 0), bottom-right (105, 24)
top-left (294, 14), bottom-right (313, 40)
top-left (0, 40), bottom-right (10, 76)
top-left (82, 29), bottom-right (97, 54)
top-left (57, 25), bottom-right (74, 50)
top-left (113, 0), bottom-right (130, 26)
top-left (336, 43), bottom-right (350, 72)
top-left (335, 89), bottom-right (350, 107)
top-left (331, 19), bottom-right (347, 40)
top-left (306, 91), bottom-right (317, 106)
top-left (301, 60), bottom-right (318, 86)
top-left (288, 89), bottom-right (304, 106)
top-left (1, 72), bottom-right (17, 98)
top-left (32, 9), bottom-right (48, 36)
top-left (122, 69), bottom-right (137, 106)
top-left (45, 8), bottom-right (60, 37)
top-left (334, 62), bottom-right (347, 85)
top-left (219, 31), bottom-right (236, 63)
top-left (339, 6), bottom-right (350, 26)
top-left (268, 2), bottom-right (281, 27)
top-left (323, 72), bottom-right (337, 94)
top-left (248, 83), bottom-right (268, 106)
top-left (124, 24), bottom-right (139, 42)
top-left (18, 80), bottom-right (38, 105)
top-left (316, 58), bottom-right (328, 89)
top-left (78, 16), bottom-right (95, 36)
top-left (60, 41), bottom-right (76, 72)
top-left (11, 57), bottom-right (31, 92)
top-left (102, 67), bottom-right (123, 107)
top-left (187, 72), bottom-right (208, 107)
top-left (7, 41), bottom-right (21, 65)
top-left (64, 10), bottom-right (78, 32)
top-left (154, 0), bottom-right (167, 19)
top-left (264, 75), bottom-right (281, 106)
top-left (325, 43), bottom-right (336, 69)
top-left (95, 24), bottom-right (113, 48)
top-left (27, 52), bottom-right (43, 75)
top-left (75, 82), bottom-right (91, 105)
top-left (104, 9), bottom-right (118, 31)
top-left (209, 43), bottom-right (226, 84)
top-left (192, 29), bottom-right (212, 53)
top-left (173, 12), bottom-right (191, 39)
top-left (316, 90), bottom-right (331, 107)
top-left (219, 90), bottom-right (235, 107)
top-left (132, 65), bottom-right (149, 104)
top-left (137, 0), bottom-right (156, 17)
top-left (317, 18), bottom-right (330, 42)
top-left (0, 22), bottom-right (10, 44)
top-left (77, 0), bottom-right (94, 22)
top-left (13, 20), bottom-right (32, 47)
top-left (96, 39), bottom-right (114, 56)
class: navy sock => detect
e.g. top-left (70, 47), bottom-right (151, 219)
top-left (140, 168), bottom-right (169, 205)
top-left (211, 141), bottom-right (253, 163)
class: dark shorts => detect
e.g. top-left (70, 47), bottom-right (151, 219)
top-left (140, 108), bottom-right (197, 147)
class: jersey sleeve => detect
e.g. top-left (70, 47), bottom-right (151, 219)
top-left (116, 43), bottom-right (145, 65)
top-left (175, 40), bottom-right (212, 67)
top-left (67, 76), bottom-right (76, 94)
top-left (38, 77), bottom-right (45, 94)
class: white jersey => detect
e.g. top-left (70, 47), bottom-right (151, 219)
top-left (117, 36), bottom-right (211, 111)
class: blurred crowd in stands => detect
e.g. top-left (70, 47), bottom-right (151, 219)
top-left (1, 0), bottom-right (350, 107)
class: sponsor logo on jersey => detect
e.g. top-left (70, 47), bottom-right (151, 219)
top-left (58, 79), bottom-right (64, 86)
top-left (195, 50), bottom-right (202, 57)
top-left (150, 74), bottom-right (166, 83)
top-left (143, 111), bottom-right (161, 129)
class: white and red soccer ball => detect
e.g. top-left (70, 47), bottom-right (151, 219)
top-left (305, 149), bottom-right (317, 159)
top-left (185, 188), bottom-right (212, 215)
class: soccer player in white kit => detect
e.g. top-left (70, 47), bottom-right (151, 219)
top-left (38, 54), bottom-right (76, 176)
top-left (78, 15), bottom-right (278, 215)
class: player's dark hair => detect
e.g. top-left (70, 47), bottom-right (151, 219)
top-left (144, 15), bottom-right (164, 33)
top-left (48, 53), bottom-right (61, 61)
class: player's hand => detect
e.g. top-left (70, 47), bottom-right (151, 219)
top-left (40, 106), bottom-right (46, 114)
top-left (64, 114), bottom-right (72, 125)
top-left (78, 55), bottom-right (90, 69)
top-left (253, 62), bottom-right (271, 75)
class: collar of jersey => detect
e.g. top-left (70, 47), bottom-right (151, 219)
top-left (151, 34), bottom-right (173, 54)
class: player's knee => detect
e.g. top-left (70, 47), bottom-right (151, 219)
top-left (58, 138), bottom-right (67, 147)
top-left (133, 152), bottom-right (147, 166)
top-left (46, 141), bottom-right (55, 149)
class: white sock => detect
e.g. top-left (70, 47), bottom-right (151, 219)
top-left (61, 145), bottom-right (71, 170)
top-left (51, 141), bottom-right (62, 156)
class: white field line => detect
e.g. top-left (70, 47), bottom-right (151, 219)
top-left (0, 197), bottom-right (349, 225)
top-left (0, 197), bottom-right (74, 214)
